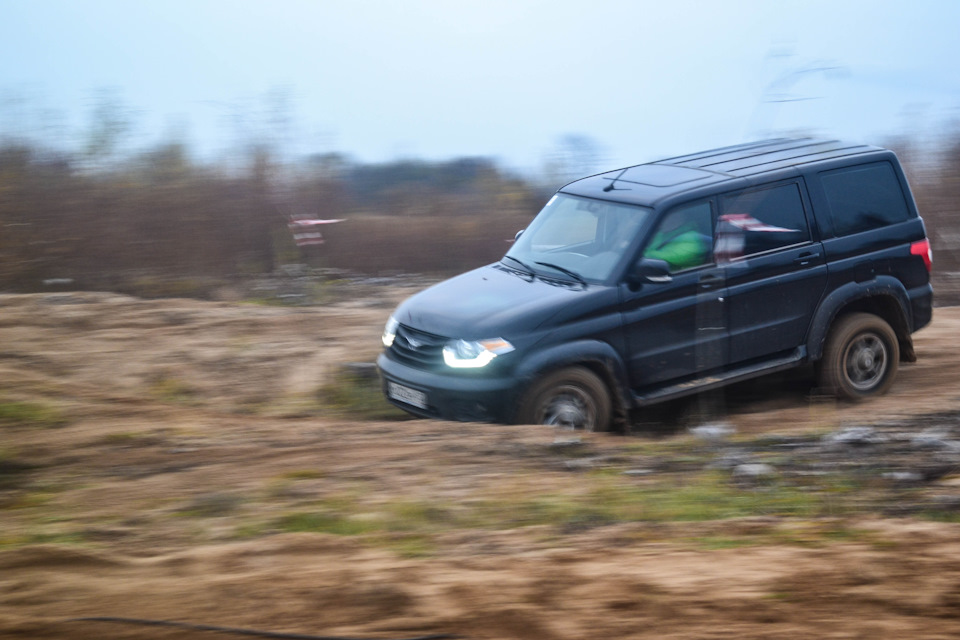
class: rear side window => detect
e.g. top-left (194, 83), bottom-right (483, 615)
top-left (819, 162), bottom-right (910, 236)
top-left (718, 183), bottom-right (810, 259)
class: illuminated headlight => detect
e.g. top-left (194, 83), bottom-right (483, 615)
top-left (442, 338), bottom-right (514, 368)
top-left (381, 316), bottom-right (399, 347)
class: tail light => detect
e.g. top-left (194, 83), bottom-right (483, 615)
top-left (910, 239), bottom-right (932, 272)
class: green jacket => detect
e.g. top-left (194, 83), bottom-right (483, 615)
top-left (644, 225), bottom-right (709, 271)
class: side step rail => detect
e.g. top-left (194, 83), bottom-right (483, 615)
top-left (631, 347), bottom-right (807, 407)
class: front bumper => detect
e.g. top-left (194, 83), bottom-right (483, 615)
top-left (377, 353), bottom-right (521, 423)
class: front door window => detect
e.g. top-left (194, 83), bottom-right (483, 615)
top-left (643, 201), bottom-right (713, 272)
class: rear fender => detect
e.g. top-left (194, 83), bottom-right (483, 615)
top-left (807, 277), bottom-right (913, 362)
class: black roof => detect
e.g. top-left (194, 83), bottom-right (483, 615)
top-left (561, 138), bottom-right (886, 208)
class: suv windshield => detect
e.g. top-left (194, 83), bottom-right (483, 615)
top-left (504, 194), bottom-right (650, 283)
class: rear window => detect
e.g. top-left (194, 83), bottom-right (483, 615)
top-left (819, 162), bottom-right (911, 236)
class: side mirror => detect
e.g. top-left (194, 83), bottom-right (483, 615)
top-left (628, 258), bottom-right (673, 286)
top-left (514, 229), bottom-right (524, 242)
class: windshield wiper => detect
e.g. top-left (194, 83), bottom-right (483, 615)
top-left (501, 255), bottom-right (535, 280)
top-left (534, 261), bottom-right (587, 287)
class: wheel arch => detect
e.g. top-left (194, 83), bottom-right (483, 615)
top-left (807, 277), bottom-right (916, 364)
top-left (511, 340), bottom-right (631, 429)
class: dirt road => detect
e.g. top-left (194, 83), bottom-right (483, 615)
top-left (2, 291), bottom-right (960, 639)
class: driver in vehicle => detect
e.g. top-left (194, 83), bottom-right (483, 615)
top-left (643, 215), bottom-right (710, 271)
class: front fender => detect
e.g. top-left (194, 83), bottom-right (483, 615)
top-left (512, 339), bottom-right (632, 420)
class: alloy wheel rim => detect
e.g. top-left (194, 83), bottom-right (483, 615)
top-left (843, 332), bottom-right (888, 391)
top-left (539, 387), bottom-right (596, 430)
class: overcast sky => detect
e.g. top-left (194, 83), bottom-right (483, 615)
top-left (2, 0), bottom-right (958, 173)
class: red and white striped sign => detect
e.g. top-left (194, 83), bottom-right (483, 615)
top-left (287, 217), bottom-right (344, 246)
top-left (715, 214), bottom-right (799, 262)
top-left (718, 213), bottom-right (796, 233)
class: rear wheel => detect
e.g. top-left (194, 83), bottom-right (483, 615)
top-left (516, 366), bottom-right (612, 432)
top-left (819, 313), bottom-right (899, 400)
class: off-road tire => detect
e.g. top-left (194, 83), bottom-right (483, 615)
top-left (516, 366), bottom-right (612, 432)
top-left (819, 312), bottom-right (899, 400)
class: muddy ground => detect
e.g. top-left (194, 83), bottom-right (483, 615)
top-left (3, 290), bottom-right (960, 639)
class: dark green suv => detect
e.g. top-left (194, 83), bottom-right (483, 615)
top-left (378, 138), bottom-right (934, 431)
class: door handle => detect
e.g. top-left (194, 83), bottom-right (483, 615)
top-left (698, 274), bottom-right (723, 290)
top-left (794, 252), bottom-right (821, 266)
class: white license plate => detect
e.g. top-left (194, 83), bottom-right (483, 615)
top-left (387, 382), bottom-right (428, 410)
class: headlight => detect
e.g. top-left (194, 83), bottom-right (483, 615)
top-left (382, 316), bottom-right (399, 347)
top-left (442, 338), bottom-right (514, 368)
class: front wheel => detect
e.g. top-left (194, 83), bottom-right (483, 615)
top-left (819, 313), bottom-right (899, 400)
top-left (516, 366), bottom-right (612, 432)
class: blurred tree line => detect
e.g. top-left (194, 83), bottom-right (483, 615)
top-left (0, 98), bottom-right (958, 299)
top-left (0, 138), bottom-right (547, 295)
top-left (885, 135), bottom-right (960, 289)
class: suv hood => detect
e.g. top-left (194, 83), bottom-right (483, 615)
top-left (393, 264), bottom-right (611, 339)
